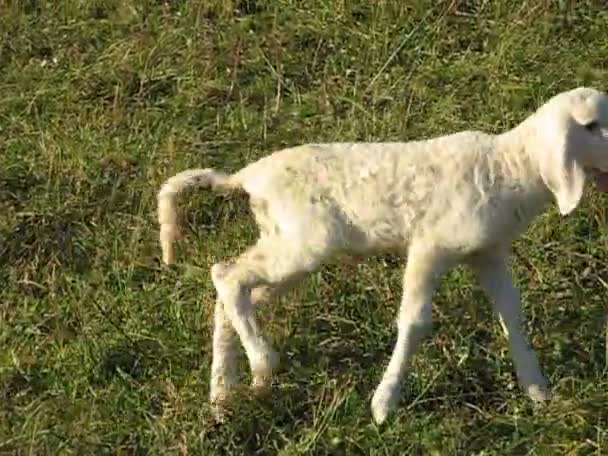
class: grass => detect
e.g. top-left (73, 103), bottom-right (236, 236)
top-left (1, 0), bottom-right (608, 454)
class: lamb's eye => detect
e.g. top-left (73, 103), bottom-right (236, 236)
top-left (584, 120), bottom-right (600, 132)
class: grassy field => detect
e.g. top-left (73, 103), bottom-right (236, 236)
top-left (2, 1), bottom-right (608, 454)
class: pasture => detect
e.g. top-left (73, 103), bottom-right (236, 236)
top-left (1, 1), bottom-right (608, 454)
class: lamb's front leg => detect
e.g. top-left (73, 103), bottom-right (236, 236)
top-left (471, 254), bottom-right (551, 403)
top-left (371, 244), bottom-right (448, 424)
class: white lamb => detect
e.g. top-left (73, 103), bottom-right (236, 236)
top-left (158, 87), bottom-right (608, 424)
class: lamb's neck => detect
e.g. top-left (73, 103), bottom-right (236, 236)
top-left (494, 123), bottom-right (554, 218)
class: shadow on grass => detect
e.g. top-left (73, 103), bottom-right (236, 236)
top-left (0, 166), bottom-right (42, 210)
top-left (0, 211), bottom-right (94, 285)
top-left (92, 339), bottom-right (166, 385)
top-left (1, 365), bottom-right (48, 400)
top-left (0, 158), bottom-right (144, 285)
top-left (199, 385), bottom-right (316, 456)
top-left (1, 363), bottom-right (50, 415)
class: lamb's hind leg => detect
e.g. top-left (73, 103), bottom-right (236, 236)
top-left (250, 273), bottom-right (306, 307)
top-left (209, 294), bottom-right (239, 421)
top-left (247, 273), bottom-right (306, 389)
top-left (211, 237), bottom-right (325, 397)
top-left (209, 264), bottom-right (293, 421)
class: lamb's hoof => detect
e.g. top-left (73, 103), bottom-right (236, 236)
top-left (251, 376), bottom-right (273, 397)
top-left (371, 382), bottom-right (401, 425)
top-left (209, 383), bottom-right (236, 424)
top-left (210, 395), bottom-right (230, 424)
top-left (251, 348), bottom-right (280, 395)
top-left (526, 383), bottom-right (551, 403)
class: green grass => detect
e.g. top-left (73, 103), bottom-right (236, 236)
top-left (1, 0), bottom-right (608, 454)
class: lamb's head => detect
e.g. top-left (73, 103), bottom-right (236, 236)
top-left (527, 87), bottom-right (608, 215)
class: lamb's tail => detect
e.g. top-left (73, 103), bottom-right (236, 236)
top-left (158, 168), bottom-right (239, 265)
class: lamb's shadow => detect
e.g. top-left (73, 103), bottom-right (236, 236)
top-left (1, 362), bottom-right (50, 408)
top-left (201, 383), bottom-right (319, 456)
top-left (92, 338), bottom-right (174, 386)
top-left (266, 272), bottom-right (513, 412)
top-left (0, 167), bottom-right (42, 210)
top-left (0, 211), bottom-right (94, 284)
top-left (541, 300), bottom-right (607, 381)
top-left (320, 323), bottom-right (507, 412)
top-left (92, 331), bottom-right (205, 385)
top-left (1, 159), bottom-right (142, 284)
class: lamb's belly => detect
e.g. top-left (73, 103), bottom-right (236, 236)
top-left (425, 210), bottom-right (526, 254)
top-left (346, 209), bottom-right (412, 254)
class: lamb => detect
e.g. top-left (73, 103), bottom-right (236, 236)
top-left (158, 87), bottom-right (608, 424)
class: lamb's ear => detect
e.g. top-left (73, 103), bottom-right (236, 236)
top-left (537, 120), bottom-right (586, 215)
